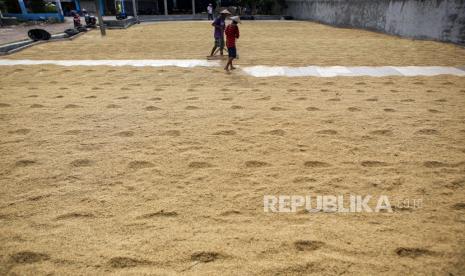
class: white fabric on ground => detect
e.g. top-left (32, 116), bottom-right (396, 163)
top-left (0, 59), bottom-right (220, 68)
top-left (1, 60), bottom-right (464, 77)
top-left (242, 65), bottom-right (465, 77)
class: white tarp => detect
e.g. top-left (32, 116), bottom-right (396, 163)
top-left (0, 59), bottom-right (220, 68)
top-left (242, 65), bottom-right (465, 77)
top-left (0, 60), bottom-right (464, 77)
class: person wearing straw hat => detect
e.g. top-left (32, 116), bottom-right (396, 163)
top-left (224, 16), bottom-right (240, 71)
top-left (209, 9), bottom-right (231, 57)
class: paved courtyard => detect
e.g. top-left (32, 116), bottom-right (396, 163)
top-left (1, 21), bottom-right (465, 275)
top-left (0, 18), bottom-right (74, 45)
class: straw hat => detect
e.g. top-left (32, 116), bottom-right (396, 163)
top-left (230, 16), bottom-right (241, 23)
top-left (220, 9), bottom-right (231, 14)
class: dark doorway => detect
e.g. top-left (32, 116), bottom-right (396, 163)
top-left (61, 0), bottom-right (76, 16)
top-left (4, 0), bottom-right (22, 13)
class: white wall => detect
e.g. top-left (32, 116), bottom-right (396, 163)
top-left (286, 0), bottom-right (465, 45)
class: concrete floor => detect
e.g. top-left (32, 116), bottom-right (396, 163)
top-left (0, 18), bottom-right (74, 45)
top-left (0, 14), bottom-right (281, 45)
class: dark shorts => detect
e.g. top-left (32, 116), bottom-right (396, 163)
top-left (228, 47), bottom-right (237, 58)
top-left (214, 37), bottom-right (224, 48)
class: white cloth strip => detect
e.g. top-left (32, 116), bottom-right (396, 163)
top-left (0, 60), bottom-right (464, 77)
top-left (0, 59), bottom-right (220, 68)
top-left (242, 65), bottom-right (465, 77)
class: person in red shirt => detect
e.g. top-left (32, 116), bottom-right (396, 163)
top-left (71, 10), bottom-right (82, 28)
top-left (224, 16), bottom-right (240, 72)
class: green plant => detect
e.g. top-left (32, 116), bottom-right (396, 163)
top-left (44, 2), bottom-right (57, 12)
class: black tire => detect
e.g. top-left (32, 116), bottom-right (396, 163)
top-left (28, 29), bottom-right (51, 41)
top-left (77, 26), bottom-right (88, 32)
top-left (64, 28), bottom-right (80, 37)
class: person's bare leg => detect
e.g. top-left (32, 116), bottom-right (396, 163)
top-left (210, 46), bottom-right (217, 56)
top-left (229, 56), bottom-right (235, 70)
top-left (224, 58), bottom-right (234, 71)
top-left (220, 42), bottom-right (224, 55)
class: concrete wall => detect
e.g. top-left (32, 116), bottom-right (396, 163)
top-left (285, 0), bottom-right (465, 45)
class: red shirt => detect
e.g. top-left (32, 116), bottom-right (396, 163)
top-left (225, 24), bottom-right (240, 48)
